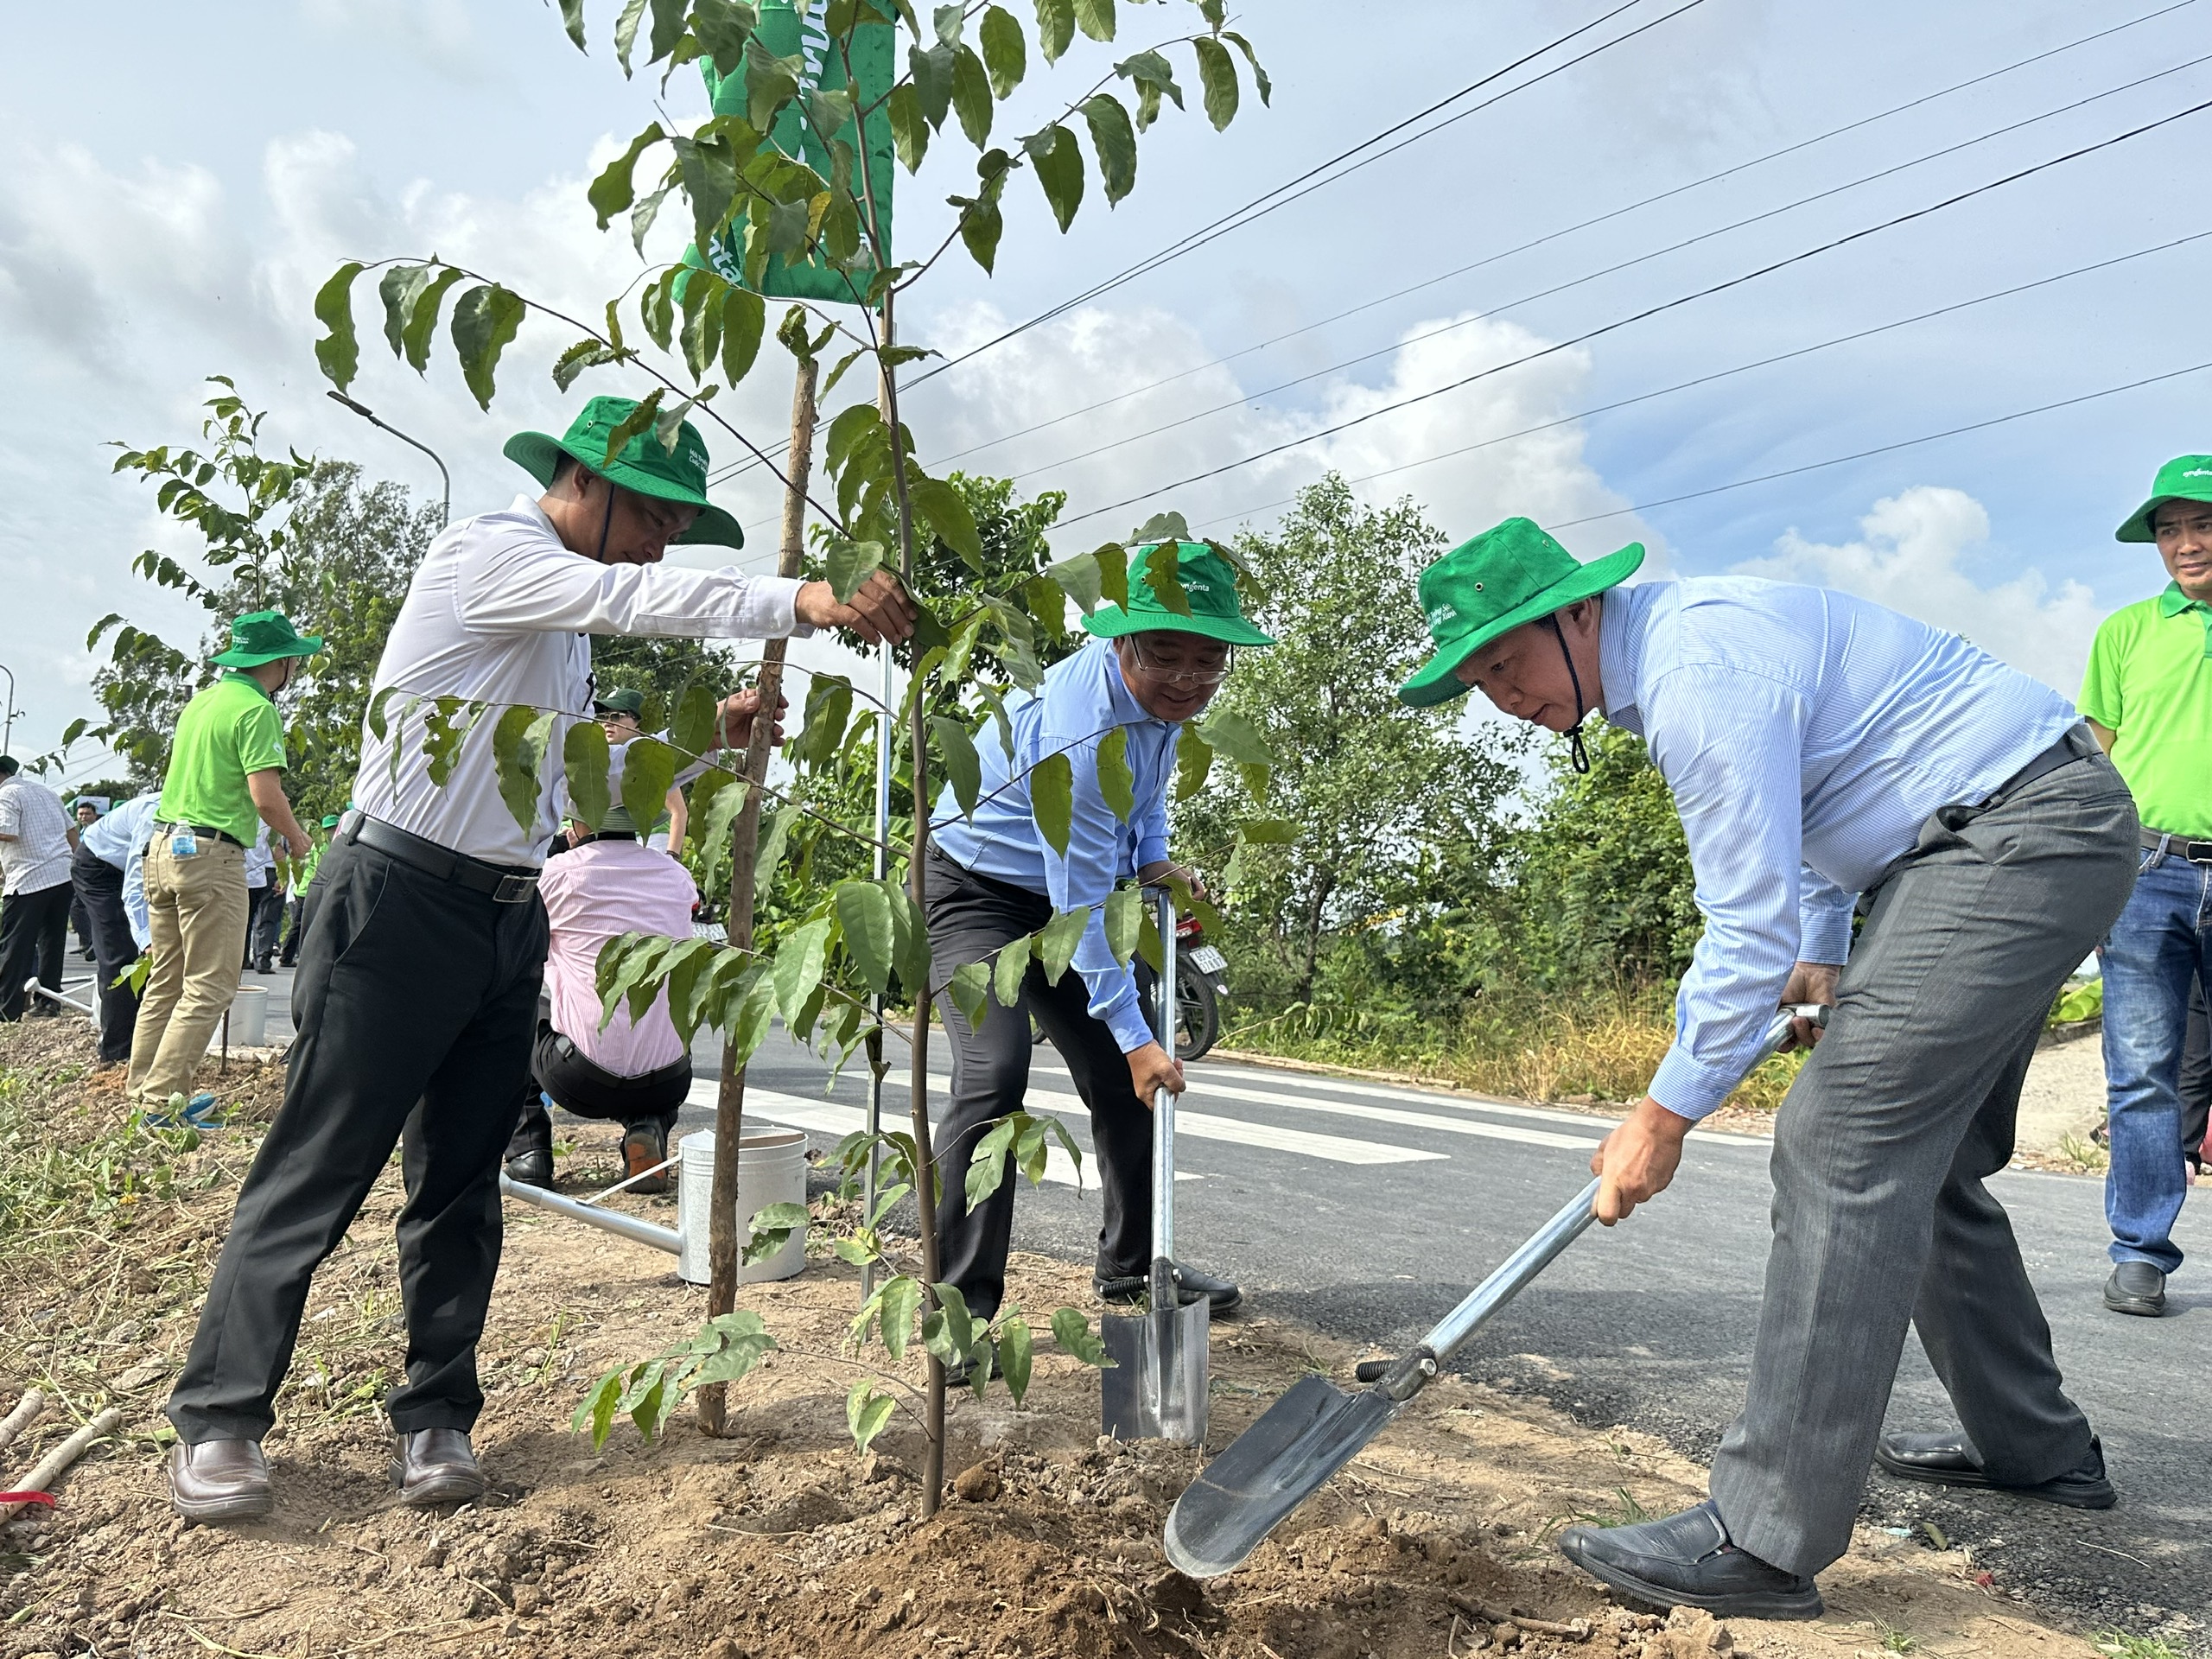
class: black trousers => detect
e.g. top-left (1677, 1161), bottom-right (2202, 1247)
top-left (508, 1017), bottom-right (690, 1153)
top-left (70, 892), bottom-right (95, 958)
top-left (925, 848), bottom-right (1156, 1320)
top-left (167, 831), bottom-right (549, 1443)
top-left (0, 879), bottom-right (72, 1021)
top-left (2183, 975), bottom-right (2210, 1163)
top-left (71, 847), bottom-right (142, 1065)
top-left (278, 890), bottom-right (315, 966)
top-left (241, 884), bottom-right (283, 966)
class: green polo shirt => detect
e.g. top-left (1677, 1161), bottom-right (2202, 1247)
top-left (2079, 582), bottom-right (2212, 838)
top-left (157, 671), bottom-right (288, 846)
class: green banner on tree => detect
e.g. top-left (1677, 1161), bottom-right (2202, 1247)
top-left (695, 0), bottom-right (894, 307)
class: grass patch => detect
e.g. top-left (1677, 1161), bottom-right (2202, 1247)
top-left (2095, 1636), bottom-right (2183, 1659)
top-left (2056, 1132), bottom-right (2110, 1173)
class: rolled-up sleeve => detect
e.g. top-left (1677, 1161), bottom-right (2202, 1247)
top-left (1037, 685), bottom-right (1151, 1054)
top-left (456, 529), bottom-right (805, 641)
top-left (1796, 870), bottom-right (1856, 964)
top-left (1643, 664), bottom-right (1811, 1121)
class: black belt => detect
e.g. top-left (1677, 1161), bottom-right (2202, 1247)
top-left (1989, 723), bottom-right (2100, 800)
top-left (2142, 829), bottom-right (2212, 865)
top-left (151, 820), bottom-right (245, 849)
top-left (347, 816), bottom-right (540, 902)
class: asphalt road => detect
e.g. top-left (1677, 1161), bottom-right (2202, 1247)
top-left (682, 1022), bottom-right (2210, 1642)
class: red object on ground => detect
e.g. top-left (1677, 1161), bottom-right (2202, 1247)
top-left (0, 1491), bottom-right (54, 1507)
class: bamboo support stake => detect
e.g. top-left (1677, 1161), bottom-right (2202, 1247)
top-left (696, 353), bottom-right (821, 1438)
top-left (1, 1407), bottom-right (122, 1519)
top-left (0, 1391), bottom-right (44, 1460)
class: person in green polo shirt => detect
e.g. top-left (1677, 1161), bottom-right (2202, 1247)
top-left (130, 612), bottom-right (321, 1108)
top-left (2079, 454), bottom-right (2212, 1318)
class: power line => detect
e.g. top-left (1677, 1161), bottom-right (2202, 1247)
top-left (1541, 360), bottom-right (2212, 531)
top-left (1052, 95), bottom-right (2212, 532)
top-left (1179, 229), bottom-right (2212, 533)
top-left (925, 2), bottom-right (2202, 475)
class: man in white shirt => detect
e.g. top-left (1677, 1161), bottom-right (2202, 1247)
top-left (73, 790), bottom-right (161, 1066)
top-left (165, 397), bottom-right (912, 1522)
top-left (0, 758), bottom-right (79, 1022)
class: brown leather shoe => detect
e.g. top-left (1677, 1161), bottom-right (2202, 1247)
top-left (391, 1427), bottom-right (486, 1506)
top-left (621, 1121), bottom-right (671, 1194)
top-left (168, 1439), bottom-right (273, 1522)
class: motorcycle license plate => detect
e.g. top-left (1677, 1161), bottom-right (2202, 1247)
top-left (1187, 945), bottom-right (1227, 973)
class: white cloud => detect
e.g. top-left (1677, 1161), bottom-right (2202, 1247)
top-left (1735, 485), bottom-right (2105, 696)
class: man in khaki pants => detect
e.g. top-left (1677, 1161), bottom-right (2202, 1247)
top-left (131, 613), bottom-right (321, 1109)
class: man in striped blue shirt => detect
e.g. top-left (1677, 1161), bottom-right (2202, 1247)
top-left (1400, 517), bottom-right (2139, 1619)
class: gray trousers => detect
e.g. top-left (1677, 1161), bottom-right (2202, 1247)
top-left (1709, 753), bottom-right (2139, 1578)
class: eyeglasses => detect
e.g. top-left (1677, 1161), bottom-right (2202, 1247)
top-left (1127, 637), bottom-right (1236, 687)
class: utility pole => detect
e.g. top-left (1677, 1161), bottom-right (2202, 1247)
top-left (326, 391), bottom-right (452, 527)
top-left (0, 662), bottom-right (19, 757)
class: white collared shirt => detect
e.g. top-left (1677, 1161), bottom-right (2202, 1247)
top-left (353, 494), bottom-right (803, 868)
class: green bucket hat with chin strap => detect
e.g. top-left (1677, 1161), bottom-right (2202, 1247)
top-left (505, 395), bottom-right (744, 549)
top-left (2114, 454), bottom-right (2212, 543)
top-left (210, 610), bottom-right (325, 668)
top-left (1397, 517), bottom-right (1643, 709)
top-left (593, 687), bottom-right (645, 716)
top-left (1080, 541), bottom-right (1274, 646)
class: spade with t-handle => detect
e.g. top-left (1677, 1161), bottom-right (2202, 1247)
top-left (1163, 1002), bottom-right (1828, 1578)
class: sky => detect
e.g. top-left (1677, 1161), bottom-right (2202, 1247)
top-left (2, 0), bottom-right (2205, 785)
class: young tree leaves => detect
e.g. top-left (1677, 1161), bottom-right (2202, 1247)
top-left (1096, 726), bottom-right (1135, 822)
top-left (1037, 904), bottom-right (1090, 984)
top-left (619, 735), bottom-right (681, 831)
top-left (1072, 0), bottom-right (1114, 43)
top-left (1193, 705), bottom-right (1276, 767)
top-left (556, 0), bottom-right (587, 50)
top-left (451, 284), bottom-right (528, 410)
top-left (931, 715), bottom-right (981, 819)
top-left (908, 476), bottom-right (985, 573)
top-left (979, 4), bottom-right (1024, 96)
top-left (991, 931), bottom-right (1033, 1007)
top-left (1224, 29), bottom-right (1271, 105)
top-left (1173, 726), bottom-right (1212, 801)
top-left (669, 679), bottom-right (719, 758)
top-left (689, 770), bottom-right (747, 896)
top-left (790, 676), bottom-right (855, 767)
top-left (721, 285), bottom-right (766, 386)
top-left (564, 718), bottom-right (613, 830)
top-left (1142, 538), bottom-right (1192, 614)
top-left (589, 123), bottom-right (667, 228)
top-left (1051, 1306), bottom-right (1113, 1367)
top-left (742, 1200), bottom-right (810, 1266)
top-left (553, 338), bottom-right (621, 392)
top-left (1236, 815), bottom-right (1299, 844)
top-left (726, 961), bottom-right (779, 1063)
top-left (995, 1313), bottom-right (1033, 1402)
top-left (884, 879), bottom-right (930, 995)
top-left (312, 264), bottom-right (364, 392)
top-left (1030, 749), bottom-right (1073, 855)
top-left (835, 880), bottom-right (897, 995)
top-left (398, 267), bottom-right (468, 373)
top-left (1079, 94), bottom-right (1136, 205)
top-left (1192, 35), bottom-right (1238, 130)
top-left (824, 537), bottom-right (885, 604)
top-left (1024, 124), bottom-right (1083, 232)
top-left (493, 705), bottom-right (559, 833)
top-left (1045, 549), bottom-right (1103, 613)
top-left (887, 82), bottom-right (930, 174)
top-left (950, 45), bottom-right (993, 146)
top-left (1033, 0), bottom-right (1073, 62)
top-left (1102, 885), bottom-right (1144, 967)
top-left (773, 916), bottom-right (834, 1021)
top-left (949, 959), bottom-right (993, 1031)
top-left (847, 1380), bottom-right (898, 1453)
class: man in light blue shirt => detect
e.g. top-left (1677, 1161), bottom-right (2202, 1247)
top-left (73, 790), bottom-right (161, 1067)
top-left (1399, 518), bottom-right (2138, 1618)
top-left (930, 543), bottom-right (1273, 1357)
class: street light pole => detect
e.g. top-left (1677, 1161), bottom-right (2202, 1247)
top-left (0, 662), bottom-right (18, 757)
top-left (326, 391), bottom-right (452, 527)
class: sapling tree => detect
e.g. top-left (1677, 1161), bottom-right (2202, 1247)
top-left (308, 0), bottom-right (1285, 1516)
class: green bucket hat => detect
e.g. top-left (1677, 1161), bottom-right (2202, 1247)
top-left (2114, 454), bottom-right (2212, 542)
top-left (211, 610), bottom-right (325, 668)
top-left (594, 687), bottom-right (645, 717)
top-left (1080, 542), bottom-right (1274, 646)
top-left (1397, 518), bottom-right (1643, 709)
top-left (505, 395), bottom-right (744, 549)
top-left (320, 815), bottom-right (342, 829)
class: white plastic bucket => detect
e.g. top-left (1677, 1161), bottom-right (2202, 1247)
top-left (677, 1127), bottom-right (808, 1285)
top-left (227, 986), bottom-right (269, 1046)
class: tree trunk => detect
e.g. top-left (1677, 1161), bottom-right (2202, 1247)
top-left (696, 353), bottom-right (820, 1436)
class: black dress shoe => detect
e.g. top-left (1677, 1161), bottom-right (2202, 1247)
top-left (391, 1428), bottom-right (486, 1506)
top-left (2104, 1262), bottom-right (2166, 1317)
top-left (1875, 1433), bottom-right (2115, 1509)
top-left (1095, 1261), bottom-right (1242, 1313)
top-left (505, 1148), bottom-right (555, 1188)
top-left (1559, 1500), bottom-right (1821, 1620)
top-left (168, 1439), bottom-right (274, 1522)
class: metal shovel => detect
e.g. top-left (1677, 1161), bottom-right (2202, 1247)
top-left (1164, 1003), bottom-right (1827, 1577)
top-left (1101, 889), bottom-right (1210, 1445)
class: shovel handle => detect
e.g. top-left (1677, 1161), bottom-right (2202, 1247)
top-left (1154, 888), bottom-right (1179, 1265)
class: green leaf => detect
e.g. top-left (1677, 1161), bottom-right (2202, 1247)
top-left (669, 679), bottom-right (719, 758)
top-left (1238, 815), bottom-right (1298, 845)
top-left (773, 917), bottom-right (833, 1020)
top-left (931, 716), bottom-right (981, 819)
top-left (1103, 886), bottom-right (1143, 966)
top-left (613, 0), bottom-right (651, 73)
top-left (647, 0), bottom-right (689, 62)
top-left (1094, 542), bottom-right (1129, 611)
top-left (1142, 538), bottom-right (1191, 615)
top-left (692, 0), bottom-right (758, 71)
top-left (755, 802), bottom-right (798, 886)
top-left (449, 283), bottom-right (528, 411)
top-left (618, 735), bottom-right (680, 833)
top-left (1051, 1306), bottom-right (1114, 1367)
top-left (742, 1200), bottom-right (810, 1265)
top-left (979, 5), bottom-right (1024, 96)
top-left (1135, 904), bottom-right (1164, 976)
top-left (835, 880), bottom-right (896, 996)
top-left (690, 769), bottom-right (747, 895)
top-left (378, 263), bottom-right (432, 359)
top-left (601, 387), bottom-right (664, 469)
top-left (1033, 0), bottom-right (1072, 61)
top-left (677, 272), bottom-right (726, 382)
top-left (991, 931), bottom-right (1033, 1008)
top-left (1024, 123), bottom-right (1083, 233)
top-left (966, 1116), bottom-right (1020, 1213)
top-left (1223, 29), bottom-right (1271, 105)
top-left (925, 1282), bottom-right (979, 1364)
top-left (1096, 726), bottom-right (1134, 822)
top-left (588, 123), bottom-right (666, 228)
top-left (563, 719), bottom-right (613, 830)
top-left (884, 879), bottom-right (929, 996)
top-left (726, 963), bottom-right (779, 1061)
top-left (1037, 905), bottom-right (1090, 985)
top-left (908, 476), bottom-right (985, 574)
top-left (950, 45), bottom-right (993, 145)
top-left (312, 263), bottom-right (365, 391)
top-left (824, 537), bottom-right (884, 605)
top-left (995, 1313), bottom-right (1033, 1403)
top-left (1078, 94), bottom-right (1135, 205)
top-left (720, 285), bottom-right (766, 386)
top-left (552, 337), bottom-right (619, 393)
top-left (1045, 550), bottom-right (1102, 613)
top-left (1192, 35), bottom-right (1238, 130)
top-left (910, 38), bottom-right (956, 130)
top-left (847, 1380), bottom-right (898, 1452)
top-left (1030, 749), bottom-right (1072, 855)
top-left (493, 706), bottom-right (558, 834)
top-left (887, 82), bottom-right (930, 174)
top-left (790, 675), bottom-right (855, 768)
top-left (1193, 705), bottom-right (1275, 766)
top-left (574, 1370), bottom-right (625, 1447)
top-left (1173, 727), bottom-right (1212, 801)
top-left (878, 1274), bottom-right (922, 1362)
top-left (400, 266), bottom-right (467, 374)
top-left (949, 960), bottom-right (992, 1031)
top-left (1071, 0), bottom-right (1112, 41)
top-left (689, 1308), bottom-right (777, 1383)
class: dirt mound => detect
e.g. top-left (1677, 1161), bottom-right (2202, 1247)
top-left (0, 1021), bottom-right (2100, 1659)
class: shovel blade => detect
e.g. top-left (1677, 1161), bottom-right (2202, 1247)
top-left (1163, 1373), bottom-right (1403, 1579)
top-left (1099, 1296), bottom-right (1210, 1445)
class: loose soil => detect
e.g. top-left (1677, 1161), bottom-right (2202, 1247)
top-left (0, 1020), bottom-right (2101, 1659)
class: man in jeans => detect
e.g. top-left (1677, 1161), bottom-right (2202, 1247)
top-left (0, 758), bottom-right (79, 1020)
top-left (130, 613), bottom-right (320, 1109)
top-left (2080, 454), bottom-right (2212, 1317)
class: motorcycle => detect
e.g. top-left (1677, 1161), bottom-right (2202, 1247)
top-left (1032, 911), bottom-right (1229, 1062)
